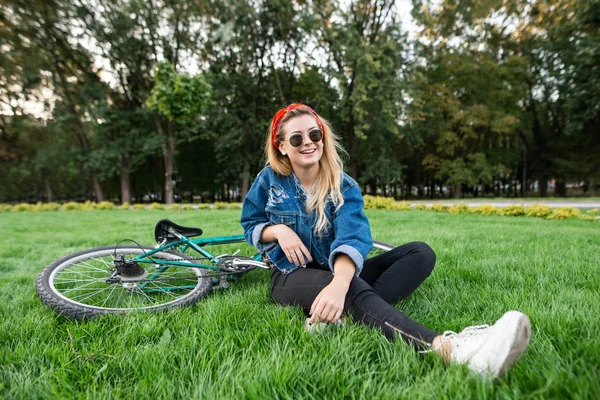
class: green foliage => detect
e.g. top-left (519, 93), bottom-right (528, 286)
top-left (197, 204), bottom-right (210, 210)
top-left (497, 205), bottom-right (526, 217)
top-left (132, 204), bottom-right (146, 210)
top-left (363, 195), bottom-right (397, 210)
top-left (0, 204), bottom-right (12, 212)
top-left (181, 204), bottom-right (194, 211)
top-left (547, 207), bottom-right (582, 220)
top-left (525, 204), bottom-right (553, 218)
top-left (119, 203), bottom-right (131, 210)
top-left (61, 202), bottom-right (82, 211)
top-left (473, 205), bottom-right (498, 216)
top-left (447, 203), bottom-right (471, 214)
top-left (430, 204), bottom-right (450, 213)
top-left (12, 203), bottom-right (34, 212)
top-left (146, 62), bottom-right (212, 123)
top-left (33, 202), bottom-right (61, 212)
top-left (148, 202), bottom-right (165, 210)
top-left (95, 201), bottom-right (116, 210)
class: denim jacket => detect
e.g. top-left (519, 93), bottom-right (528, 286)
top-left (241, 166), bottom-right (372, 275)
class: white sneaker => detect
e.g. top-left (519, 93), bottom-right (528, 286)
top-left (440, 311), bottom-right (531, 378)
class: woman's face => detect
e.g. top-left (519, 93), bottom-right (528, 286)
top-left (279, 114), bottom-right (324, 171)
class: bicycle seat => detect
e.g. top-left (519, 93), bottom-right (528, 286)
top-left (154, 219), bottom-right (203, 243)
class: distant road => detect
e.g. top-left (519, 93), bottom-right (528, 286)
top-left (408, 200), bottom-right (600, 209)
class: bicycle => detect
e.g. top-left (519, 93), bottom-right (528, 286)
top-left (36, 219), bottom-right (395, 319)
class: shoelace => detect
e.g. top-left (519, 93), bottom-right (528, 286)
top-left (418, 324), bottom-right (490, 354)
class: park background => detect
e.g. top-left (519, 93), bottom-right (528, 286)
top-left (1, 0), bottom-right (599, 205)
top-left (2, 2), bottom-right (600, 399)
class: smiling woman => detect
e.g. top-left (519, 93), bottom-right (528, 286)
top-left (240, 103), bottom-right (532, 380)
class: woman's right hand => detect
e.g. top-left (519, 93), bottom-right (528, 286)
top-left (274, 224), bottom-right (312, 267)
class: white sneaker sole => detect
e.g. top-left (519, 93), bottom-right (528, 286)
top-left (485, 311), bottom-right (531, 378)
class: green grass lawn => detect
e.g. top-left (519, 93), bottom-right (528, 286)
top-left (1, 210), bottom-right (599, 399)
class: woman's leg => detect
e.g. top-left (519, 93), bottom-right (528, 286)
top-left (360, 242), bottom-right (436, 305)
top-left (270, 266), bottom-right (439, 349)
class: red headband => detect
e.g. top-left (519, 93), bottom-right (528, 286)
top-left (271, 103), bottom-right (324, 150)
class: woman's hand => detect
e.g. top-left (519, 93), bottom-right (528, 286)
top-left (274, 225), bottom-right (312, 267)
top-left (309, 279), bottom-right (349, 323)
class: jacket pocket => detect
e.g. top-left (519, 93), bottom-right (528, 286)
top-left (270, 213), bottom-right (296, 228)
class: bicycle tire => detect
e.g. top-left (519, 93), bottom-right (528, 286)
top-left (36, 246), bottom-right (212, 319)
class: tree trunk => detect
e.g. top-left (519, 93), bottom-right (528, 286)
top-left (555, 181), bottom-right (567, 197)
top-left (162, 120), bottom-right (176, 204)
top-left (588, 179), bottom-right (596, 197)
top-left (368, 178), bottom-right (377, 196)
top-left (539, 179), bottom-right (548, 197)
top-left (44, 177), bottom-right (53, 202)
top-left (120, 156), bottom-right (132, 204)
top-left (91, 172), bottom-right (104, 202)
top-left (453, 183), bottom-right (461, 199)
top-left (240, 158), bottom-right (251, 200)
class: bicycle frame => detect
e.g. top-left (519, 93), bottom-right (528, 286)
top-left (130, 233), bottom-right (263, 289)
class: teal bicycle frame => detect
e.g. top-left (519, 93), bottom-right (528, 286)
top-left (131, 234), bottom-right (264, 291)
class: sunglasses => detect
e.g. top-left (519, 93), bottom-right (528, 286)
top-left (285, 129), bottom-right (323, 147)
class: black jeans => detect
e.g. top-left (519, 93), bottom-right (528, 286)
top-left (270, 241), bottom-right (440, 349)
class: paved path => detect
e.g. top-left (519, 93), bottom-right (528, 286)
top-left (408, 200), bottom-right (600, 209)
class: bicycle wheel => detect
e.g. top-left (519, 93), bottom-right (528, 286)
top-left (36, 246), bottom-right (212, 319)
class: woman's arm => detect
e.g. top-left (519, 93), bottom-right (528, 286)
top-left (241, 171), bottom-right (312, 267)
top-left (261, 225), bottom-right (312, 267)
top-left (309, 254), bottom-right (355, 323)
top-left (328, 184), bottom-right (372, 276)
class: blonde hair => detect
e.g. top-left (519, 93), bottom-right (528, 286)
top-left (265, 106), bottom-right (346, 233)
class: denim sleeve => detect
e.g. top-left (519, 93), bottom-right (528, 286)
top-left (328, 185), bottom-right (373, 276)
top-left (241, 174), bottom-right (276, 253)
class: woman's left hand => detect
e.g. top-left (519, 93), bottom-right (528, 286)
top-left (309, 280), bottom-right (349, 323)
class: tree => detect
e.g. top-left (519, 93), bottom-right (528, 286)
top-left (146, 61), bottom-right (212, 204)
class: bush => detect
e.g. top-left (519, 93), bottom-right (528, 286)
top-left (197, 203), bottom-right (210, 210)
top-left (587, 209), bottom-right (598, 216)
top-left (148, 202), bottom-right (165, 210)
top-left (430, 203), bottom-right (449, 213)
top-left (473, 204), bottom-right (497, 215)
top-left (34, 202), bottom-right (61, 212)
top-left (525, 203), bottom-right (553, 218)
top-left (213, 202), bottom-right (229, 210)
top-left (13, 203), bottom-right (34, 212)
top-left (447, 203), bottom-right (471, 214)
top-left (119, 203), bottom-right (131, 210)
top-left (498, 204), bottom-right (525, 216)
top-left (547, 207), bottom-right (581, 220)
top-left (81, 201), bottom-right (97, 210)
top-left (413, 204), bottom-right (427, 211)
top-left (392, 201), bottom-right (411, 211)
top-left (168, 204), bottom-right (180, 211)
top-left (96, 201), bottom-right (116, 210)
top-left (61, 202), bottom-right (82, 211)
top-left (227, 203), bottom-right (242, 210)
top-left (132, 204), bottom-right (146, 210)
top-left (363, 195), bottom-right (397, 210)
top-left (181, 204), bottom-right (194, 211)
top-left (0, 204), bottom-right (12, 212)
